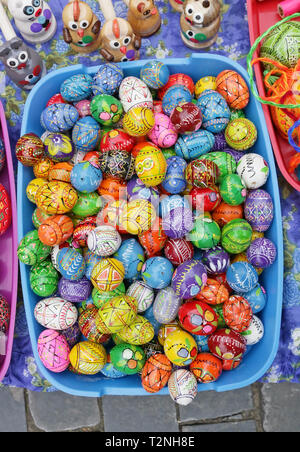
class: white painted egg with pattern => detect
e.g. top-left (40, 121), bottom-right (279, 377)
top-left (87, 225), bottom-right (122, 257)
top-left (241, 315), bottom-right (264, 345)
top-left (119, 76), bottom-right (153, 113)
top-left (168, 369), bottom-right (198, 406)
top-left (34, 297), bottom-right (78, 331)
top-left (126, 281), bottom-right (154, 313)
top-left (237, 153), bottom-right (269, 189)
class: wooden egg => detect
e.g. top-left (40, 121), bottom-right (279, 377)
top-left (196, 278), bottom-right (229, 305)
top-left (38, 330), bottom-right (70, 373)
top-left (190, 352), bottom-right (222, 383)
top-left (116, 315), bottom-right (154, 345)
top-left (34, 297), bottom-right (78, 330)
top-left (75, 100), bottom-right (91, 118)
top-left (91, 94), bottom-right (123, 127)
top-left (60, 73), bottom-right (93, 102)
top-left (188, 214), bottom-right (221, 250)
top-left (157, 321), bottom-right (182, 346)
top-left (201, 245), bottom-right (230, 275)
top-left (126, 281), bottom-right (154, 313)
top-left (190, 186), bottom-right (221, 212)
top-left (141, 353), bottom-right (172, 394)
top-left (35, 181), bottom-right (78, 215)
top-left (41, 104), bottom-right (79, 133)
top-left (92, 63), bottom-right (124, 96)
top-left (0, 183), bottom-right (11, 237)
top-left (135, 145), bottom-right (167, 187)
top-left (33, 157), bottom-right (54, 179)
top-left (121, 199), bottom-right (156, 235)
top-left (98, 176), bottom-right (127, 202)
top-left (208, 328), bottom-right (247, 360)
top-left (201, 151), bottom-right (237, 182)
top-left (168, 369), bottom-right (198, 406)
top-left (110, 343), bottom-right (146, 375)
top-left (244, 189), bottom-right (274, 233)
top-left (170, 102), bottom-right (202, 134)
top-left (226, 262), bottom-right (258, 293)
top-left (216, 70), bottom-right (249, 110)
top-left (171, 259), bottom-right (207, 299)
top-left (246, 237), bottom-right (277, 269)
top-left (158, 73), bottom-right (195, 100)
top-left (138, 216), bottom-right (168, 257)
top-left (99, 150), bottom-right (135, 181)
top-left (164, 329), bottom-right (198, 366)
top-left (175, 130), bottom-right (215, 161)
top-left (18, 230), bottom-right (51, 266)
top-left (212, 201), bottom-right (244, 228)
top-left (195, 76), bottom-right (217, 98)
top-left (241, 315), bottom-right (264, 346)
top-left (58, 276), bottom-right (92, 303)
top-left (15, 133), bottom-right (44, 167)
top-left (69, 341), bottom-right (107, 375)
top-left (197, 89), bottom-right (231, 133)
top-left (119, 76), bottom-right (153, 112)
top-left (123, 106), bottom-right (155, 137)
top-left (26, 178), bottom-right (47, 203)
top-left (142, 256), bottom-right (174, 290)
top-left (223, 295), bottom-right (253, 333)
top-left (91, 258), bottom-right (125, 292)
top-left (140, 60), bottom-right (170, 89)
top-left (72, 191), bottom-right (103, 218)
top-left (225, 118), bottom-right (258, 151)
top-left (220, 174), bottom-right (247, 206)
top-left (148, 113), bottom-right (178, 149)
top-left (30, 260), bottom-right (59, 297)
top-left (164, 238), bottom-right (194, 266)
top-left (87, 224), bottom-right (121, 257)
top-left (186, 158), bottom-right (220, 189)
top-left (57, 248), bottom-right (86, 281)
top-left (153, 287), bottom-right (182, 324)
top-left (79, 306), bottom-right (110, 344)
top-left (178, 300), bottom-right (218, 336)
top-left (73, 216), bottom-right (97, 247)
top-left (237, 153), bottom-right (269, 189)
top-left (38, 214), bottom-right (74, 246)
top-left (48, 162), bottom-right (73, 183)
top-left (100, 129), bottom-right (135, 153)
top-left (221, 219), bottom-right (253, 255)
top-left (72, 116), bottom-right (101, 153)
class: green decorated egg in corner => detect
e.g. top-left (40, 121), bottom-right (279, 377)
top-left (220, 174), bottom-right (247, 206)
top-left (91, 94), bottom-right (123, 127)
top-left (32, 208), bottom-right (52, 229)
top-left (18, 230), bottom-right (51, 266)
top-left (188, 213), bottom-right (221, 250)
top-left (72, 191), bottom-right (103, 218)
top-left (110, 343), bottom-right (146, 375)
top-left (30, 260), bottom-right (59, 297)
top-left (92, 282), bottom-right (126, 309)
top-left (202, 152), bottom-right (237, 182)
top-left (221, 219), bottom-right (253, 254)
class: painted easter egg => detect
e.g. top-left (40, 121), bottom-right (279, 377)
top-left (92, 63), bottom-right (124, 96)
top-left (138, 217), bottom-right (168, 258)
top-left (241, 315), bottom-right (264, 346)
top-left (110, 343), bottom-right (146, 375)
top-left (244, 189), bottom-right (274, 233)
top-left (84, 251), bottom-right (102, 281)
top-left (164, 238), bottom-right (194, 266)
top-left (58, 276), bottom-right (92, 303)
top-left (237, 153), bottom-right (269, 189)
top-left (18, 230), bottom-right (51, 266)
top-left (116, 315), bottom-right (154, 345)
top-left (168, 369), bottom-right (198, 406)
top-left (197, 89), bottom-right (231, 133)
top-left (60, 73), bottom-right (93, 102)
top-left (127, 176), bottom-right (160, 209)
top-left (162, 206), bottom-right (194, 239)
top-left (75, 100), bottom-right (91, 118)
top-left (186, 159), bottom-right (220, 188)
top-left (221, 219), bottom-right (253, 254)
top-left (0, 184), bottom-right (11, 236)
top-left (171, 259), bottom-right (207, 299)
top-left (123, 107), bottom-right (155, 137)
top-left (100, 129), bottom-right (135, 153)
top-left (157, 321), bottom-right (182, 346)
top-left (100, 200), bottom-right (128, 234)
top-left (223, 295), bottom-right (253, 333)
top-left (170, 102), bottom-right (203, 134)
top-left (135, 145), bottom-right (167, 186)
top-left (91, 258), bottom-right (125, 292)
top-left (90, 94), bottom-right (123, 126)
top-left (153, 287), bottom-right (182, 324)
top-left (92, 282), bottom-right (126, 309)
top-left (208, 328), bottom-right (247, 360)
top-left (162, 156), bottom-right (187, 194)
top-left (61, 322), bottom-right (81, 349)
top-left (242, 284), bottom-right (267, 314)
top-left (195, 76), bottom-right (217, 98)
top-left (114, 238), bottom-right (145, 280)
top-left (190, 353), bottom-right (223, 383)
top-left (73, 216), bottom-right (97, 247)
top-left (119, 76), bottom-right (153, 112)
top-left (158, 73), bottom-right (195, 100)
top-left (38, 215), bottom-right (73, 246)
top-left (246, 238), bottom-right (277, 268)
top-left (72, 116), bottom-right (101, 153)
top-left (71, 161), bottom-right (103, 193)
top-left (38, 330), bottom-right (70, 373)
top-left (162, 85), bottom-right (192, 116)
top-left (72, 191), bottom-right (103, 218)
top-left (220, 174), bottom-right (247, 206)
top-left (57, 248), bottom-right (86, 281)
top-left (100, 354), bottom-right (126, 379)
top-left (225, 118), bottom-right (257, 151)
top-left (190, 186), bottom-right (221, 212)
top-left (196, 278), bottom-right (229, 305)
top-left (121, 199), bottom-right (156, 235)
top-left (148, 113), bottom-right (178, 149)
top-left (164, 330), bottom-right (197, 366)
top-left (87, 224), bottom-right (121, 257)
top-left (36, 181), bottom-right (78, 215)
top-left (30, 260), bottom-right (59, 297)
top-left (201, 151), bottom-right (237, 182)
top-left (216, 70), bottom-right (250, 110)
top-left (141, 353), bottom-right (172, 394)
top-left (140, 60), bottom-right (170, 89)
top-left (33, 157), bottom-right (54, 179)
top-left (34, 297), bottom-right (78, 330)
top-left (142, 257), bottom-right (174, 289)
top-left (69, 341), bottom-right (107, 375)
top-left (97, 177), bottom-right (127, 204)
top-left (96, 294), bottom-right (136, 335)
top-left (26, 178), bottom-right (47, 204)
top-left (226, 262), bottom-right (259, 293)
top-left (212, 202), bottom-right (243, 227)
top-left (0, 138), bottom-right (5, 173)
top-left (188, 214), bottom-right (221, 250)
top-left (127, 281), bottom-right (154, 313)
top-left (15, 133), bottom-right (44, 166)
top-left (202, 246), bottom-right (230, 275)
top-left (49, 162), bottom-right (73, 183)
top-left (0, 295), bottom-right (10, 333)
top-left (159, 194), bottom-right (189, 218)
top-left (78, 306), bottom-right (110, 344)
top-left (99, 149), bottom-right (135, 181)
top-left (41, 103), bottom-right (79, 133)
top-left (178, 300), bottom-right (218, 336)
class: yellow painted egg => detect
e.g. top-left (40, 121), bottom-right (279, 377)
top-left (26, 178), bottom-right (48, 204)
top-left (35, 181), bottom-right (78, 215)
top-left (91, 257), bottom-right (125, 292)
top-left (121, 199), bottom-right (156, 235)
top-left (135, 145), bottom-right (167, 187)
top-left (33, 157), bottom-right (54, 179)
top-left (95, 295), bottom-right (138, 334)
top-left (115, 315), bottom-right (155, 345)
top-left (69, 341), bottom-right (107, 375)
top-left (164, 330), bottom-right (198, 367)
top-left (252, 231), bottom-right (264, 242)
top-left (195, 76), bottom-right (217, 99)
top-left (158, 321), bottom-right (183, 346)
top-left (123, 106), bottom-right (155, 137)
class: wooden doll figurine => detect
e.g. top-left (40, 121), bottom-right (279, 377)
top-left (124, 0), bottom-right (161, 38)
top-left (62, 0), bottom-right (102, 54)
top-left (180, 0), bottom-right (221, 49)
top-left (169, 0), bottom-right (184, 13)
top-left (3, 0), bottom-right (57, 44)
top-left (98, 0), bottom-right (141, 62)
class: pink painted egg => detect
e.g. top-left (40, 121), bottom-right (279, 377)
top-left (38, 329), bottom-right (70, 373)
top-left (148, 113), bottom-right (178, 148)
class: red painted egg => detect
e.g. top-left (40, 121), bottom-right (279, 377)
top-left (196, 278), bottom-right (229, 305)
top-left (178, 300), bottom-right (218, 336)
top-left (223, 295), bottom-right (253, 333)
top-left (15, 133), bottom-right (44, 167)
top-left (190, 352), bottom-right (222, 383)
top-left (0, 184), bottom-right (11, 236)
top-left (170, 102), bottom-right (203, 134)
top-left (222, 357), bottom-right (243, 371)
top-left (190, 186), bottom-right (222, 212)
top-left (208, 328), bottom-right (247, 360)
top-left (46, 94), bottom-right (67, 107)
top-left (0, 294), bottom-right (10, 333)
top-left (100, 129), bottom-right (135, 154)
top-left (73, 216), bottom-right (97, 247)
top-left (164, 238), bottom-right (194, 266)
top-left (158, 74), bottom-right (195, 100)
top-left (79, 306), bottom-right (111, 344)
top-left (138, 217), bottom-right (167, 257)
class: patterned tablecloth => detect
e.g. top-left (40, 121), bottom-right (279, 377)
top-left (0, 0), bottom-right (299, 392)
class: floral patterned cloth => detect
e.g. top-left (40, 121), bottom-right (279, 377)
top-left (0, 0), bottom-right (299, 391)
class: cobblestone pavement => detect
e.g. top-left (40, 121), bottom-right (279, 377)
top-left (0, 382), bottom-right (299, 432)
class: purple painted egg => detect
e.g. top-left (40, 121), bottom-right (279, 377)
top-left (244, 189), bottom-right (274, 232)
top-left (202, 246), bottom-right (230, 275)
top-left (171, 259), bottom-right (207, 299)
top-left (127, 176), bottom-right (160, 210)
top-left (162, 206), bottom-right (194, 239)
top-left (212, 132), bottom-right (227, 151)
top-left (223, 148), bottom-right (244, 163)
top-left (58, 276), bottom-right (92, 303)
top-left (61, 321), bottom-right (81, 348)
top-left (246, 238), bottom-right (277, 269)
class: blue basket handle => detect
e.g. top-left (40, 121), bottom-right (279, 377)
top-left (288, 120), bottom-right (300, 152)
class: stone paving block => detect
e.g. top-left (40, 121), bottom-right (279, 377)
top-left (27, 390), bottom-right (102, 432)
top-left (179, 387), bottom-right (253, 422)
top-left (262, 383), bottom-right (300, 432)
top-left (182, 420), bottom-right (257, 433)
top-left (102, 395), bottom-right (179, 432)
top-left (0, 387), bottom-right (27, 432)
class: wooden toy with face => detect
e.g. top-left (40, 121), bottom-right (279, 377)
top-left (62, 0), bottom-right (102, 54)
top-left (125, 0), bottom-right (161, 37)
top-left (180, 0), bottom-right (221, 49)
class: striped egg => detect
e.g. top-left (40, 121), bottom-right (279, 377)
top-left (34, 297), bottom-right (78, 330)
top-left (60, 74), bottom-right (93, 102)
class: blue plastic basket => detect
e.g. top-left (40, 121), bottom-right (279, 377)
top-left (18, 54), bottom-right (284, 397)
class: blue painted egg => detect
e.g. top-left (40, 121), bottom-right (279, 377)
top-left (57, 248), bottom-right (86, 281)
top-left (84, 251), bottom-right (102, 280)
top-left (92, 63), bottom-right (124, 96)
top-left (127, 176), bottom-right (160, 211)
top-left (144, 304), bottom-right (160, 336)
top-left (0, 137), bottom-right (5, 173)
top-left (41, 104), bottom-right (79, 133)
top-left (101, 354), bottom-right (127, 378)
top-left (44, 133), bottom-right (75, 162)
top-left (71, 161), bottom-right (103, 193)
top-left (175, 130), bottom-right (215, 160)
top-left (197, 89), bottom-right (231, 133)
top-left (142, 257), bottom-right (174, 289)
top-left (60, 74), bottom-right (93, 102)
top-left (244, 189), bottom-right (274, 233)
top-left (140, 60), bottom-right (170, 90)
top-left (72, 116), bottom-right (101, 152)
top-left (162, 156), bottom-right (187, 194)
top-left (226, 261), bottom-right (258, 293)
top-left (159, 194), bottom-right (189, 218)
top-left (114, 238), bottom-right (145, 281)
top-left (241, 283), bottom-right (267, 314)
top-left (162, 86), bottom-right (192, 116)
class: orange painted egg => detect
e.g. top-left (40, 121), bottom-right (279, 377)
top-left (216, 70), bottom-right (250, 110)
top-left (35, 181), bottom-right (78, 215)
top-left (212, 202), bottom-right (243, 228)
top-left (97, 176), bottom-right (127, 202)
top-left (190, 352), bottom-right (223, 383)
top-left (196, 278), bottom-right (229, 305)
top-left (38, 214), bottom-right (74, 246)
top-left (48, 162), bottom-right (74, 183)
top-left (141, 353), bottom-right (172, 393)
top-left (138, 217), bottom-right (168, 257)
top-left (223, 295), bottom-right (253, 333)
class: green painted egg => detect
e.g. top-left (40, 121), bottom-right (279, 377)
top-left (202, 152), bottom-right (237, 182)
top-left (72, 191), bottom-right (103, 218)
top-left (221, 219), bottom-right (253, 254)
top-left (92, 282), bottom-right (126, 309)
top-left (162, 148), bottom-right (176, 160)
top-left (110, 343), bottom-right (146, 375)
top-left (91, 94), bottom-right (123, 127)
top-left (230, 108), bottom-right (245, 121)
top-left (188, 214), bottom-right (221, 250)
top-left (30, 260), bottom-right (59, 297)
top-left (32, 208), bottom-right (52, 229)
top-left (18, 230), bottom-right (51, 266)
top-left (213, 304), bottom-right (227, 328)
top-left (220, 174), bottom-right (247, 206)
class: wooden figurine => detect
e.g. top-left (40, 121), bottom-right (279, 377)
top-left (3, 0), bottom-right (57, 44)
top-left (0, 1), bottom-right (46, 90)
top-left (180, 0), bottom-right (221, 49)
top-left (98, 0), bottom-right (141, 62)
top-left (62, 0), bottom-right (102, 54)
top-left (169, 0), bottom-right (184, 13)
top-left (124, 0), bottom-right (161, 38)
